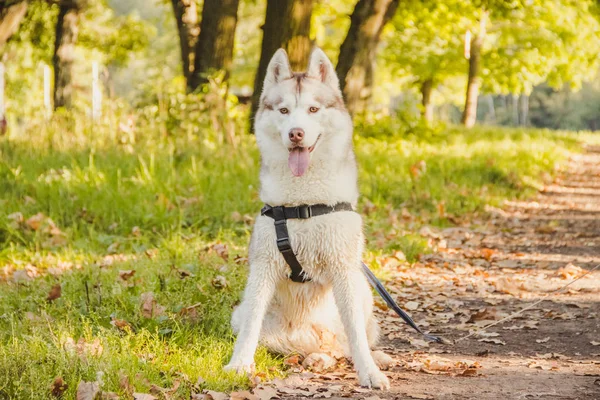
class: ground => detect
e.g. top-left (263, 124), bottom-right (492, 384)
top-left (267, 146), bottom-right (600, 400)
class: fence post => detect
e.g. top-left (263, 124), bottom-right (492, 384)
top-left (43, 64), bottom-right (52, 119)
top-left (92, 61), bottom-right (102, 121)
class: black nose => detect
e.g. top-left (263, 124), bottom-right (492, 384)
top-left (288, 128), bottom-right (305, 144)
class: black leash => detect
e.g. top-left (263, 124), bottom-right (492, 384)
top-left (262, 203), bottom-right (445, 344)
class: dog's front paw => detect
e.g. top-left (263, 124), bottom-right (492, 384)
top-left (358, 369), bottom-right (390, 390)
top-left (224, 362), bottom-right (254, 375)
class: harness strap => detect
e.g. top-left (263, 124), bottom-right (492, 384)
top-left (261, 203), bottom-right (353, 283)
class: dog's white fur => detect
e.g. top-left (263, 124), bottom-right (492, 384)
top-left (224, 48), bottom-right (390, 389)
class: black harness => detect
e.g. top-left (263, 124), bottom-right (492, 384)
top-left (261, 202), bottom-right (444, 344)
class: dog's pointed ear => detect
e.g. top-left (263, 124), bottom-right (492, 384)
top-left (263, 49), bottom-right (293, 92)
top-left (307, 47), bottom-right (340, 91)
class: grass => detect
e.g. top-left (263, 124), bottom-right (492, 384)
top-left (0, 113), bottom-right (596, 399)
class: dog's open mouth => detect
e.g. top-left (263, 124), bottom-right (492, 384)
top-left (288, 134), bottom-right (321, 177)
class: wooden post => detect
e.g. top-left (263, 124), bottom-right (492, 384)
top-left (43, 64), bottom-right (52, 119)
top-left (92, 61), bottom-right (101, 121)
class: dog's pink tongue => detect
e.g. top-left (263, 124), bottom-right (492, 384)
top-left (288, 147), bottom-right (310, 177)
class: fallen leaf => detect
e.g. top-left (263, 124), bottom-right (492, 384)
top-left (140, 292), bottom-right (166, 318)
top-left (302, 353), bottom-right (336, 372)
top-left (405, 301), bottom-right (420, 311)
top-left (536, 337), bottom-right (550, 344)
top-left (133, 394), bottom-right (157, 400)
top-left (591, 341), bottom-right (600, 346)
top-left (47, 284), bottom-right (62, 302)
top-left (211, 275), bottom-right (228, 289)
top-left (25, 213), bottom-right (46, 231)
top-left (119, 372), bottom-right (134, 395)
top-left (203, 390), bottom-right (229, 400)
top-left (50, 376), bottom-right (68, 397)
top-left (76, 381), bottom-right (100, 400)
top-left (118, 270), bottom-right (136, 281)
top-left (230, 391), bottom-right (259, 400)
top-left (110, 317), bottom-right (132, 332)
top-left (252, 386), bottom-right (278, 400)
top-left (210, 244), bottom-right (229, 261)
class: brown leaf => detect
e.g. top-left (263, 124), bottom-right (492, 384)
top-left (47, 284), bottom-right (62, 302)
top-left (50, 376), bottom-right (68, 397)
top-left (230, 391), bottom-right (259, 400)
top-left (301, 353), bottom-right (336, 372)
top-left (25, 213), bottom-right (46, 231)
top-left (140, 292), bottom-right (166, 318)
top-left (211, 275), bottom-right (228, 289)
top-left (101, 393), bottom-right (119, 400)
top-left (252, 386), bottom-right (278, 400)
top-left (210, 244), bottom-right (229, 261)
top-left (203, 390), bottom-right (229, 400)
top-left (284, 354), bottom-right (301, 367)
top-left (480, 248), bottom-right (496, 261)
top-left (119, 270), bottom-right (136, 281)
top-left (119, 372), bottom-right (134, 395)
top-left (110, 317), bottom-right (132, 332)
top-left (76, 381), bottom-right (100, 400)
top-left (133, 394), bottom-right (157, 400)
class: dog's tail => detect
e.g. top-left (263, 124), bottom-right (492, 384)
top-left (362, 262), bottom-right (447, 344)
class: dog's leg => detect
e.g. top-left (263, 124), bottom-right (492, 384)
top-left (224, 263), bottom-right (277, 374)
top-left (330, 265), bottom-right (390, 389)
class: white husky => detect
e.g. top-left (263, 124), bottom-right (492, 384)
top-left (224, 48), bottom-right (391, 389)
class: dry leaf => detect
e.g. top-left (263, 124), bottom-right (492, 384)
top-left (140, 292), bottom-right (166, 318)
top-left (110, 317), bottom-right (132, 332)
top-left (252, 386), bottom-right (278, 400)
top-left (133, 394), bottom-right (157, 400)
top-left (119, 372), bottom-right (134, 395)
top-left (76, 381), bottom-right (100, 400)
top-left (210, 244), bottom-right (229, 261)
top-left (47, 284), bottom-right (62, 302)
top-left (118, 270), bottom-right (136, 281)
top-left (302, 353), bottom-right (336, 372)
top-left (478, 338), bottom-right (506, 345)
top-left (203, 390), bottom-right (229, 400)
top-left (230, 391), bottom-right (259, 400)
top-left (405, 301), bottom-right (420, 311)
top-left (536, 337), bottom-right (550, 343)
top-left (50, 376), bottom-right (68, 397)
top-left (591, 341), bottom-right (600, 346)
top-left (211, 275), bottom-right (228, 289)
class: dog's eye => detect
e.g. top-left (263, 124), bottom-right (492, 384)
top-left (309, 107), bottom-right (320, 113)
top-left (279, 108), bottom-right (289, 114)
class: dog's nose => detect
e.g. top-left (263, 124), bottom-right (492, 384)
top-left (288, 128), bottom-right (305, 144)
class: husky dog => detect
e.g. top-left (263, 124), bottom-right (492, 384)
top-left (224, 48), bottom-right (391, 389)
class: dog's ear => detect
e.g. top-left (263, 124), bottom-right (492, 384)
top-left (263, 49), bottom-right (293, 92)
top-left (307, 47), bottom-right (340, 91)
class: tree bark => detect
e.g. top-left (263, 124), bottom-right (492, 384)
top-left (336, 0), bottom-right (399, 115)
top-left (518, 94), bottom-right (528, 126)
top-left (249, 0), bottom-right (314, 129)
top-left (171, 0), bottom-right (200, 91)
top-left (53, 1), bottom-right (81, 110)
top-left (0, 1), bottom-right (27, 47)
top-left (420, 79), bottom-right (433, 122)
top-left (461, 12), bottom-right (487, 128)
top-left (190, 0), bottom-right (240, 91)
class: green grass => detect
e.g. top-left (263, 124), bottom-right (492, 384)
top-left (0, 114), bottom-right (596, 398)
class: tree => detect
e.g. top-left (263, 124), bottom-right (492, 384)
top-left (53, 0), bottom-right (84, 109)
top-left (171, 0), bottom-right (241, 92)
top-left (335, 0), bottom-right (399, 115)
top-left (249, 0), bottom-right (314, 128)
top-left (190, 0), bottom-right (240, 90)
top-left (171, 0), bottom-right (199, 90)
top-left (461, 10), bottom-right (487, 128)
top-left (384, 0), bottom-right (470, 122)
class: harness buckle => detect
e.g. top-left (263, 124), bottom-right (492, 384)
top-left (297, 206), bottom-right (311, 219)
top-left (276, 237), bottom-right (291, 251)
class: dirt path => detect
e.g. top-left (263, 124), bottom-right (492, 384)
top-left (272, 146), bottom-right (600, 400)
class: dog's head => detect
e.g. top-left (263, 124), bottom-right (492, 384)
top-left (255, 48), bottom-right (352, 177)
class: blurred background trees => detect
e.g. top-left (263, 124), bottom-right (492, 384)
top-left (1, 0), bottom-right (599, 133)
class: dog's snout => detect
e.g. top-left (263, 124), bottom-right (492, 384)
top-left (288, 128), bottom-right (305, 144)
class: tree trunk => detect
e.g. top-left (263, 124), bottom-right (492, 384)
top-left (518, 94), bottom-right (528, 126)
top-left (511, 93), bottom-right (519, 126)
top-left (336, 0), bottom-right (399, 115)
top-left (171, 0), bottom-right (200, 91)
top-left (53, 2), bottom-right (80, 110)
top-left (190, 0), bottom-right (240, 91)
top-left (420, 79), bottom-right (434, 122)
top-left (461, 12), bottom-right (487, 128)
top-left (249, 0), bottom-right (314, 130)
top-left (0, 1), bottom-right (27, 47)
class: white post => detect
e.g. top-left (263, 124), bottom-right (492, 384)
top-left (92, 61), bottom-right (102, 121)
top-left (0, 62), bottom-right (5, 120)
top-left (43, 64), bottom-right (52, 119)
